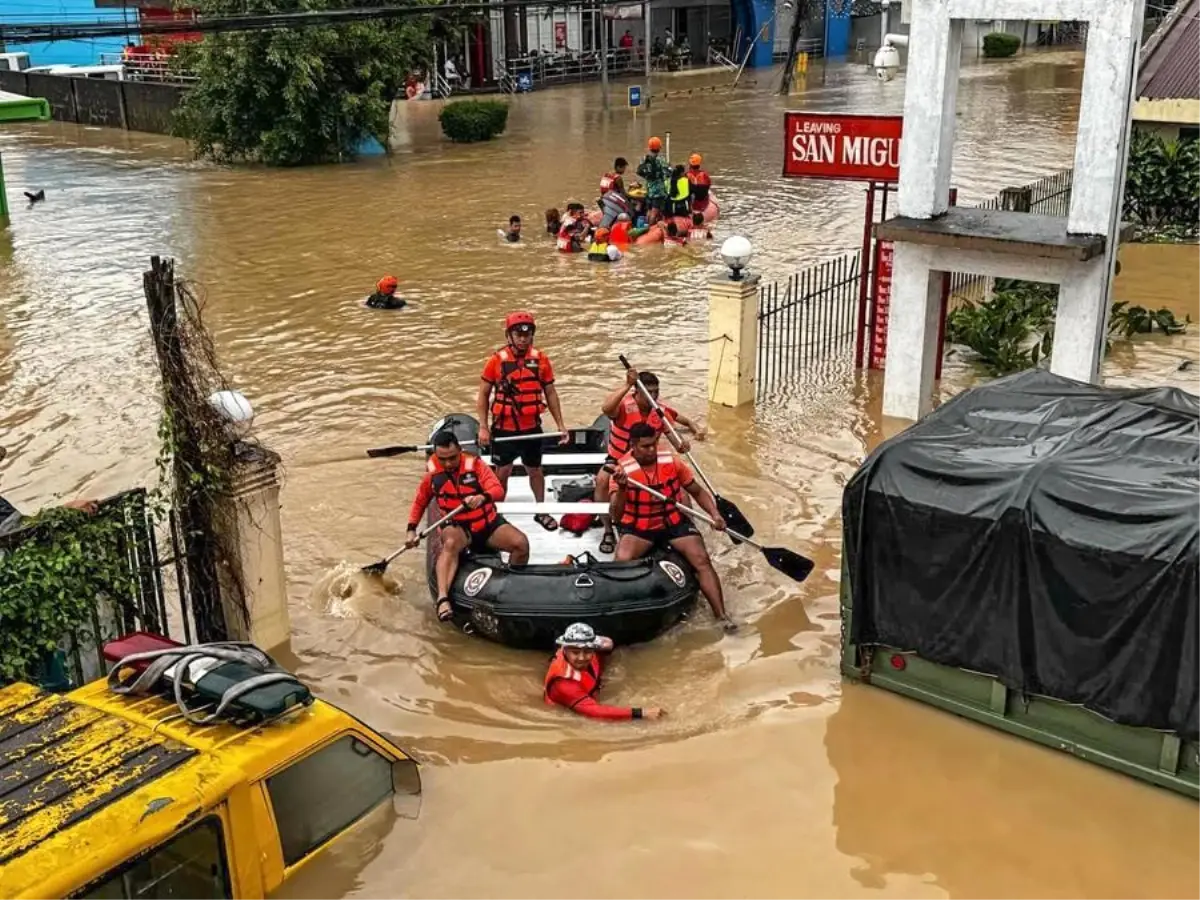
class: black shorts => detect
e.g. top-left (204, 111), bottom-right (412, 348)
top-left (490, 426), bottom-right (544, 468)
top-left (619, 518), bottom-right (699, 546)
top-left (442, 515), bottom-right (508, 555)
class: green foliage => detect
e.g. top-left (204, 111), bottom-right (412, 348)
top-left (438, 99), bottom-right (510, 143)
top-left (1123, 130), bottom-right (1200, 240)
top-left (946, 279), bottom-right (1190, 375)
top-left (982, 32), bottom-right (1021, 58)
top-left (0, 505), bottom-right (131, 685)
top-left (173, 0), bottom-right (435, 166)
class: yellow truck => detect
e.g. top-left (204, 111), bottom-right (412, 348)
top-left (0, 649), bottom-right (420, 899)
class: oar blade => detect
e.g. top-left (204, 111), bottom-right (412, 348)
top-left (366, 444), bottom-right (419, 459)
top-left (361, 559), bottom-right (389, 575)
top-left (715, 494), bottom-right (754, 542)
top-left (762, 546), bottom-right (814, 583)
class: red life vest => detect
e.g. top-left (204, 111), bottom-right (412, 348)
top-left (556, 216), bottom-right (583, 252)
top-left (610, 220), bottom-right (632, 246)
top-left (617, 450), bottom-right (686, 531)
top-left (599, 172), bottom-right (618, 194)
top-left (544, 648), bottom-right (603, 705)
top-left (489, 346), bottom-right (547, 431)
top-left (427, 453), bottom-right (498, 534)
top-left (607, 394), bottom-right (675, 458)
top-left (686, 169), bottom-right (711, 188)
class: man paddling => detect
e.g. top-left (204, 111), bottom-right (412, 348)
top-left (406, 430), bottom-right (530, 623)
top-left (476, 310), bottom-right (569, 531)
top-left (595, 367), bottom-right (705, 554)
top-left (610, 423), bottom-right (733, 629)
top-left (544, 622), bottom-right (665, 720)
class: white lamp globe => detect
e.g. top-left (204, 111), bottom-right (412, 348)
top-left (208, 390), bottom-right (255, 439)
top-left (720, 235), bottom-right (753, 280)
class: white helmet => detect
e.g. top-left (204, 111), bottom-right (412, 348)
top-left (556, 622), bottom-right (607, 649)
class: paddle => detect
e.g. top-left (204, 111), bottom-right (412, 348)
top-left (367, 432), bottom-right (569, 459)
top-left (627, 479), bottom-right (815, 584)
top-left (361, 504), bottom-right (466, 574)
top-left (618, 355), bottom-right (755, 541)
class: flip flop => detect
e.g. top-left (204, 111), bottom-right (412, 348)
top-left (435, 598), bottom-right (454, 622)
top-left (533, 513), bottom-right (559, 532)
top-left (599, 531), bottom-right (616, 554)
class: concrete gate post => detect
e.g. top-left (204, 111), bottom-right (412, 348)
top-left (218, 445), bottom-right (292, 652)
top-left (707, 274), bottom-right (760, 408)
top-left (882, 244), bottom-right (944, 419)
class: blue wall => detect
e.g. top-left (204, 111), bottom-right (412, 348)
top-left (823, 0), bottom-right (851, 57)
top-left (730, 0), bottom-right (775, 68)
top-left (0, 1), bottom-right (136, 67)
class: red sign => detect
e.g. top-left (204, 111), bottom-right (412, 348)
top-left (869, 240), bottom-right (894, 370)
top-left (783, 112), bottom-right (903, 182)
top-left (554, 21), bottom-right (568, 49)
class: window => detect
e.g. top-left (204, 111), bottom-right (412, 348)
top-left (266, 735), bottom-right (394, 867)
top-left (76, 816), bottom-right (231, 899)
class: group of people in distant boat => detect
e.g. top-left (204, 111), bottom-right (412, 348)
top-left (403, 310), bottom-right (733, 684)
top-left (542, 137), bottom-right (716, 261)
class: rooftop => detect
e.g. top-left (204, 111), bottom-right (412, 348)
top-left (1137, 0), bottom-right (1200, 102)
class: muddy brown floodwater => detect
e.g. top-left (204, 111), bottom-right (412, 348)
top-left (1, 52), bottom-right (1197, 898)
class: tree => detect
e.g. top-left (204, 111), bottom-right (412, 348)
top-left (174, 0), bottom-right (434, 166)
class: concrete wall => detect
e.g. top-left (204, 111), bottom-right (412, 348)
top-left (849, 13), bottom-right (1036, 55)
top-left (0, 70), bottom-right (184, 134)
top-left (0, 0), bottom-right (135, 66)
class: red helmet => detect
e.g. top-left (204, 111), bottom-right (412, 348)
top-left (504, 310), bottom-right (536, 334)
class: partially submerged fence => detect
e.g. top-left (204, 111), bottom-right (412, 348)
top-left (756, 251), bottom-right (861, 397)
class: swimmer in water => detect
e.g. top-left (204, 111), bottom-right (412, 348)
top-left (365, 275), bottom-right (406, 310)
top-left (499, 214), bottom-right (522, 243)
top-left (543, 623), bottom-right (665, 720)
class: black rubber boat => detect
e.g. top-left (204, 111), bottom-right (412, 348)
top-left (423, 414), bottom-right (699, 649)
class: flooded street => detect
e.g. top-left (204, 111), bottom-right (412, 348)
top-left (1, 51), bottom-right (1197, 898)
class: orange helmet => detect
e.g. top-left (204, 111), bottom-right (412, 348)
top-left (689, 153), bottom-right (702, 166)
top-left (595, 227), bottom-right (611, 240)
top-left (504, 310), bottom-right (536, 333)
top-left (648, 136), bottom-right (663, 151)
top-left (376, 275), bottom-right (398, 293)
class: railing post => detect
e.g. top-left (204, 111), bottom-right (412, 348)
top-left (999, 186), bottom-right (1033, 212)
top-left (708, 273), bottom-right (761, 408)
top-left (215, 444), bottom-right (292, 652)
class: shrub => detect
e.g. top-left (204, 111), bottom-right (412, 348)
top-left (982, 32), bottom-right (1021, 58)
top-left (439, 99), bottom-right (510, 143)
top-left (1123, 130), bottom-right (1200, 240)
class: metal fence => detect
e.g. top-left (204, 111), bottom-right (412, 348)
top-left (0, 488), bottom-right (193, 690)
top-left (757, 250), bottom-right (861, 398)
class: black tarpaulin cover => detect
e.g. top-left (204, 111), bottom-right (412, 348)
top-left (844, 369), bottom-right (1199, 739)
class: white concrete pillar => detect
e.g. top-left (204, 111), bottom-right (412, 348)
top-left (218, 445), bottom-right (291, 652)
top-left (882, 243), bottom-right (943, 420)
top-left (707, 274), bottom-right (760, 408)
top-left (895, 0), bottom-right (964, 219)
top-left (1050, 257), bottom-right (1108, 382)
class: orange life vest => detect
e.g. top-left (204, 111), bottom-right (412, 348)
top-left (489, 346), bottom-right (547, 432)
top-left (543, 648), bottom-right (603, 705)
top-left (617, 450), bottom-right (686, 531)
top-left (607, 394), bottom-right (674, 459)
top-left (427, 453), bottom-right (497, 534)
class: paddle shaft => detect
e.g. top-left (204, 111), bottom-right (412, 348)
top-left (377, 504), bottom-right (465, 567)
top-left (626, 479), bottom-right (760, 550)
top-left (369, 431), bottom-right (568, 458)
top-left (618, 355), bottom-right (719, 497)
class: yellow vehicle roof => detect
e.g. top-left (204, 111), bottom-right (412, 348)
top-left (0, 678), bottom-right (385, 899)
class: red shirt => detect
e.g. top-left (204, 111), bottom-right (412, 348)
top-left (545, 654), bottom-right (637, 720)
top-left (408, 454), bottom-right (505, 529)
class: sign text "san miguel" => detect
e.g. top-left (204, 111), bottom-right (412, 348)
top-left (782, 112), bottom-right (904, 183)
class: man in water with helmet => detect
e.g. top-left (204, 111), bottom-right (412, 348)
top-left (476, 311), bottom-right (570, 532)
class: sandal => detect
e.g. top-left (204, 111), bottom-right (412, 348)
top-left (435, 598), bottom-right (454, 622)
top-left (533, 513), bottom-right (559, 532)
top-left (599, 531), bottom-right (616, 554)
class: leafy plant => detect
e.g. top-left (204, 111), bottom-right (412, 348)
top-left (173, 0), bottom-right (436, 166)
top-left (982, 32), bottom-right (1021, 58)
top-left (1109, 300), bottom-right (1190, 336)
top-left (438, 99), bottom-right (510, 143)
top-left (0, 505), bottom-right (133, 684)
top-left (1123, 130), bottom-right (1200, 240)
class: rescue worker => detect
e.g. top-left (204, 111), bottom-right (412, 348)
top-left (544, 622), bottom-right (665, 720)
top-left (599, 157), bottom-right (629, 198)
top-left (595, 368), bottom-right (704, 554)
top-left (610, 212), bottom-right (633, 248)
top-left (587, 226), bottom-right (623, 262)
top-left (365, 275), bottom-right (406, 310)
top-left (406, 430), bottom-right (530, 623)
top-left (556, 203), bottom-right (589, 253)
top-left (476, 311), bottom-right (570, 531)
top-left (667, 164), bottom-right (691, 218)
top-left (636, 136), bottom-right (671, 215)
top-left (611, 423), bottom-right (733, 629)
top-left (686, 153), bottom-right (712, 213)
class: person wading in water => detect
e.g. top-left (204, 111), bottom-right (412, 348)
top-left (544, 622), bottom-right (665, 720)
top-left (406, 430), bottom-right (530, 623)
top-left (476, 311), bottom-right (570, 531)
top-left (610, 423), bottom-right (733, 630)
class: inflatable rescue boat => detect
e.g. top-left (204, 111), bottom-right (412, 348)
top-left (424, 414), bottom-right (699, 649)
